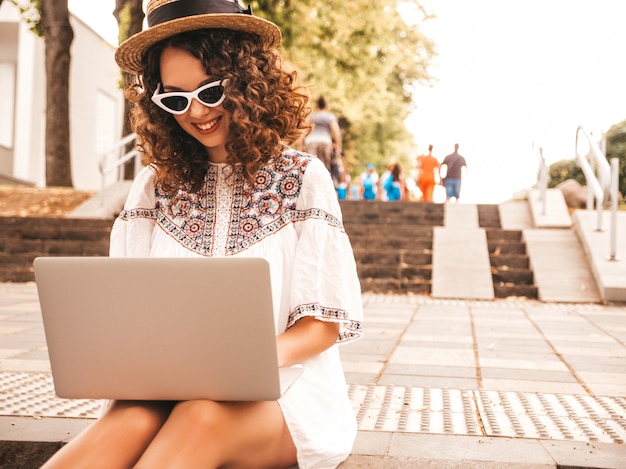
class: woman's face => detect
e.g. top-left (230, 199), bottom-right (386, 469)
top-left (158, 46), bottom-right (231, 163)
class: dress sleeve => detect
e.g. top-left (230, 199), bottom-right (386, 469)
top-left (109, 166), bottom-right (158, 258)
top-left (288, 158), bottom-right (363, 343)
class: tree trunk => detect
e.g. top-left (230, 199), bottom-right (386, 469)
top-left (41, 0), bottom-right (74, 187)
top-left (114, 0), bottom-right (144, 180)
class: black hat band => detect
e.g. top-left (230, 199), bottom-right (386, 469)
top-left (148, 0), bottom-right (252, 28)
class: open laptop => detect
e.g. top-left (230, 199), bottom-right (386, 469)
top-left (33, 256), bottom-right (302, 401)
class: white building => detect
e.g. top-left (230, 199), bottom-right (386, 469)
top-left (0, 2), bottom-right (125, 190)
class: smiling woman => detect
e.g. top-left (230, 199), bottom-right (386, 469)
top-left (41, 1), bottom-right (364, 468)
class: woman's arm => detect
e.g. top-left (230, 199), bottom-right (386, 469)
top-left (276, 317), bottom-right (340, 367)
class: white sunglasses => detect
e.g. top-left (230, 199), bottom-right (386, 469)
top-left (151, 79), bottom-right (230, 115)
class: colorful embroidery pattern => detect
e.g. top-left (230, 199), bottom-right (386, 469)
top-left (118, 150), bottom-right (344, 256)
top-left (117, 208), bottom-right (157, 221)
top-left (288, 303), bottom-right (363, 343)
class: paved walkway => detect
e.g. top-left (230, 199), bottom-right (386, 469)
top-left (0, 284), bottom-right (624, 468)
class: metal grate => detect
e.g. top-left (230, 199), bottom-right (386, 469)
top-left (0, 372), bottom-right (101, 419)
top-left (349, 384), bottom-right (626, 444)
top-left (1, 372), bottom-right (625, 444)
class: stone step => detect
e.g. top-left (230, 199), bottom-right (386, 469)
top-left (477, 204), bottom-right (502, 228)
top-left (485, 228), bottom-right (537, 300)
top-left (358, 263), bottom-right (432, 281)
top-left (0, 217), bottom-right (111, 283)
top-left (353, 249), bottom-right (431, 266)
top-left (359, 277), bottom-right (431, 294)
top-left (485, 229), bottom-right (522, 242)
top-left (494, 283), bottom-right (539, 299)
top-left (350, 237), bottom-right (431, 251)
top-left (344, 223), bottom-right (434, 237)
top-left (487, 241), bottom-right (527, 255)
top-left (339, 200), bottom-right (445, 226)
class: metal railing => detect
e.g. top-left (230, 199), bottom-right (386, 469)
top-left (534, 143), bottom-right (548, 215)
top-left (574, 125), bottom-right (619, 261)
top-left (98, 133), bottom-right (141, 206)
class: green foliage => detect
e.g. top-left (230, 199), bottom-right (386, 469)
top-left (605, 118), bottom-right (626, 197)
top-left (10, 0), bottom-right (43, 36)
top-left (251, 0), bottom-right (435, 177)
top-left (117, 2), bottom-right (134, 44)
top-left (547, 159), bottom-right (586, 188)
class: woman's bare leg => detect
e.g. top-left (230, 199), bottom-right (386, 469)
top-left (135, 399), bottom-right (296, 469)
top-left (41, 400), bottom-right (174, 469)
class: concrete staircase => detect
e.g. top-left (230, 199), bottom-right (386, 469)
top-left (0, 202), bottom-right (539, 299)
top-left (487, 229), bottom-right (538, 299)
top-left (1, 194), bottom-right (620, 304)
top-left (340, 201), bottom-right (539, 299)
top-left (340, 201), bottom-right (442, 295)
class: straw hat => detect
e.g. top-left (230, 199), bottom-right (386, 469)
top-left (115, 0), bottom-right (281, 74)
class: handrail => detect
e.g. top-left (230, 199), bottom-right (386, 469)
top-left (575, 126), bottom-right (611, 231)
top-left (534, 143), bottom-right (548, 215)
top-left (98, 133), bottom-right (141, 206)
top-left (574, 125), bottom-right (619, 261)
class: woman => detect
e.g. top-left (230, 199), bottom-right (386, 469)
top-left (42, 1), bottom-right (363, 468)
top-left (383, 163), bottom-right (405, 201)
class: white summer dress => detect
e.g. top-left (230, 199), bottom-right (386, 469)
top-left (109, 149), bottom-right (364, 469)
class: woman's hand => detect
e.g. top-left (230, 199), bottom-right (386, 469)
top-left (276, 317), bottom-right (340, 367)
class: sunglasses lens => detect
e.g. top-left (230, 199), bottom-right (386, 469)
top-left (198, 85), bottom-right (225, 105)
top-left (160, 96), bottom-right (190, 112)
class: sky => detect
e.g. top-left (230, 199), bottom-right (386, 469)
top-left (69, 0), bottom-right (626, 203)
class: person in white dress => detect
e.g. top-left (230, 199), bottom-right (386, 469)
top-left (41, 1), bottom-right (363, 468)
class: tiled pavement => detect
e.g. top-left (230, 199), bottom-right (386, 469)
top-left (0, 284), bottom-right (625, 467)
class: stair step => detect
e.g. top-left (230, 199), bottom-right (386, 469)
top-left (494, 284), bottom-right (539, 299)
top-left (360, 278), bottom-right (431, 295)
top-left (478, 204), bottom-right (502, 228)
top-left (344, 224), bottom-right (434, 238)
top-left (488, 242), bottom-right (527, 255)
top-left (354, 250), bottom-right (431, 266)
top-left (485, 229), bottom-right (522, 242)
top-left (0, 217), bottom-right (112, 283)
top-left (492, 269), bottom-right (534, 285)
top-left (490, 254), bottom-right (530, 269)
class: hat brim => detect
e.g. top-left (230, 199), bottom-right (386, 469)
top-left (115, 13), bottom-right (281, 74)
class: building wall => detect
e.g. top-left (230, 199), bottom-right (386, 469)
top-left (0, 2), bottom-right (125, 190)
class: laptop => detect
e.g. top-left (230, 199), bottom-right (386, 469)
top-left (33, 256), bottom-right (302, 401)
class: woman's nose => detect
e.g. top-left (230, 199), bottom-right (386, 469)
top-left (187, 97), bottom-right (209, 116)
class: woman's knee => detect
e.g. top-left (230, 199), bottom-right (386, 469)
top-left (105, 401), bottom-right (173, 435)
top-left (168, 400), bottom-right (226, 434)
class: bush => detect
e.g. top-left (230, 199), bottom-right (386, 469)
top-left (548, 159), bottom-right (586, 188)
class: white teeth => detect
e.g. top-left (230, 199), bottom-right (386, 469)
top-left (196, 117), bottom-right (220, 131)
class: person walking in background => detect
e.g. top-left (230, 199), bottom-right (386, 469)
top-left (336, 170), bottom-right (350, 200)
top-left (304, 96), bottom-right (343, 185)
top-left (378, 163), bottom-right (394, 201)
top-left (416, 144), bottom-right (440, 202)
top-left (359, 163), bottom-right (379, 200)
top-left (440, 143), bottom-right (467, 202)
top-left (383, 163), bottom-right (406, 201)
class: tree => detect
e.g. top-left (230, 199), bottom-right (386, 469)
top-left (41, 0), bottom-right (74, 186)
top-left (251, 0), bottom-right (435, 175)
top-left (114, 0), bottom-right (144, 179)
top-left (12, 0), bottom-right (73, 186)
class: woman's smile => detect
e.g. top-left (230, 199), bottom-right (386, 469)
top-left (194, 115), bottom-right (223, 134)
